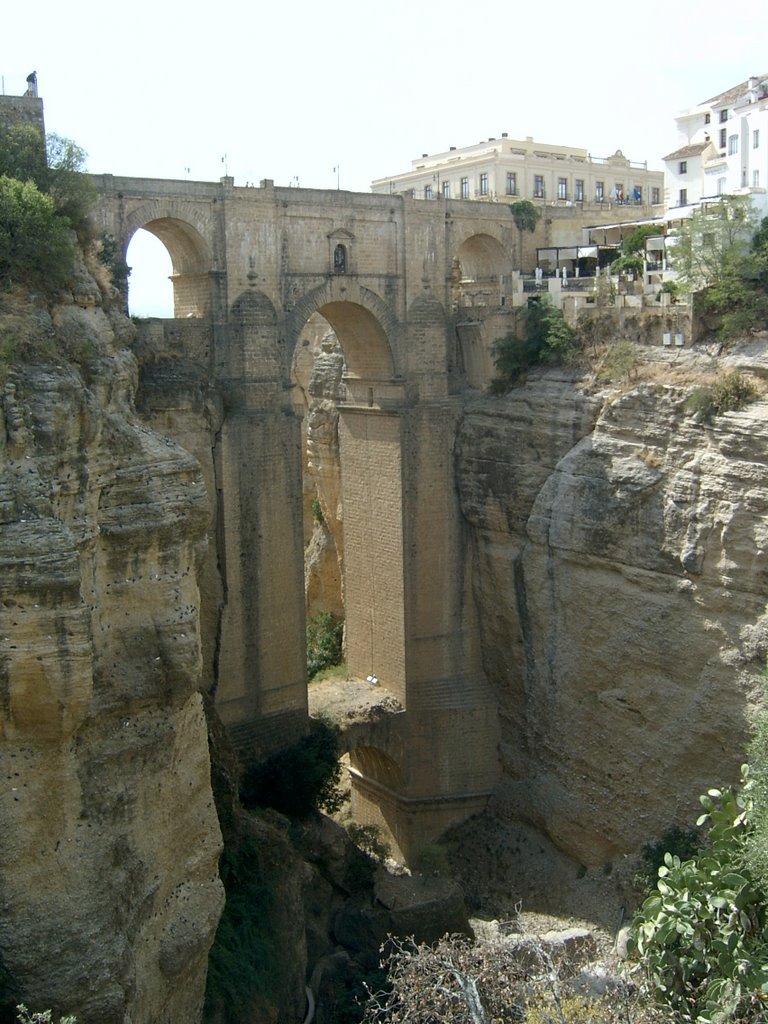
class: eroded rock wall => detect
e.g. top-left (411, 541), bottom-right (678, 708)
top-left (457, 363), bottom-right (768, 868)
top-left (0, 266), bottom-right (223, 1022)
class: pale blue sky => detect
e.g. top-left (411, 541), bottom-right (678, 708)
top-left (5, 0), bottom-right (768, 313)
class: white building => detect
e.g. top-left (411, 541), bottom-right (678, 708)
top-left (372, 135), bottom-right (663, 212)
top-left (664, 74), bottom-right (768, 218)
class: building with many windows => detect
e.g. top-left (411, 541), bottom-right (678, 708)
top-left (371, 134), bottom-right (663, 212)
top-left (664, 74), bottom-right (768, 215)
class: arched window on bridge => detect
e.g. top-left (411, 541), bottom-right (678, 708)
top-left (334, 243), bottom-right (347, 274)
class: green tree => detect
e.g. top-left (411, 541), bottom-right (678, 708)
top-left (510, 198), bottom-right (540, 269)
top-left (44, 134), bottom-right (95, 235)
top-left (0, 124), bottom-right (48, 184)
top-left (671, 196), bottom-right (768, 338)
top-left (306, 611), bottom-right (344, 679)
top-left (491, 296), bottom-right (577, 389)
top-left (0, 177), bottom-right (74, 290)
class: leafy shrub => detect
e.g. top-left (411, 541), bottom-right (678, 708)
top-left (239, 718), bottom-right (344, 817)
top-left (346, 823), bottom-right (391, 864)
top-left (307, 611), bottom-right (343, 679)
top-left (410, 841), bottom-right (452, 878)
top-left (0, 177), bottom-right (74, 290)
top-left (97, 234), bottom-right (130, 291)
top-left (631, 773), bottom-right (768, 1022)
top-left (659, 280), bottom-right (680, 303)
top-left (685, 372), bottom-right (757, 423)
top-left (491, 297), bottom-right (578, 389)
top-left (310, 496), bottom-right (324, 524)
top-left (634, 824), bottom-right (701, 895)
top-left (600, 340), bottom-right (640, 382)
top-left (15, 1009), bottom-right (76, 1024)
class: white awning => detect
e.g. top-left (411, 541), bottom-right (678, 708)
top-left (577, 246), bottom-right (598, 258)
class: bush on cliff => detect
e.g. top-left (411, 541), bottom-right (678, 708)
top-left (0, 125), bottom-right (94, 292)
top-left (685, 371), bottom-right (757, 423)
top-left (239, 718), bottom-right (344, 817)
top-left (491, 296), bottom-right (578, 390)
top-left (0, 177), bottom-right (74, 291)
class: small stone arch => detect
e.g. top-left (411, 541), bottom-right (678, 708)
top-left (122, 204), bottom-right (213, 318)
top-left (288, 279), bottom-right (399, 383)
top-left (454, 232), bottom-right (510, 283)
top-left (349, 745), bottom-right (405, 793)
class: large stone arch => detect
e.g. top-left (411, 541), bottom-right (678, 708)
top-left (121, 202), bottom-right (214, 319)
top-left (287, 279), bottom-right (407, 702)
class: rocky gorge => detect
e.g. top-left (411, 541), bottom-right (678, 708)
top-left (2, 237), bottom-right (768, 1022)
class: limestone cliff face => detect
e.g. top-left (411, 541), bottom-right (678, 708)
top-left (0, 265), bottom-right (223, 1022)
top-left (457, 360), bottom-right (768, 868)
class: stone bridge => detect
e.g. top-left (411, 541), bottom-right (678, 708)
top-left (90, 173), bottom-right (529, 857)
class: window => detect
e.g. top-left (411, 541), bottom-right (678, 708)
top-left (705, 113), bottom-right (711, 125)
top-left (651, 186), bottom-right (660, 204)
top-left (575, 178), bottom-right (584, 202)
top-left (614, 182), bottom-right (624, 202)
top-left (442, 180), bottom-right (450, 198)
top-left (679, 188), bottom-right (688, 206)
top-left (754, 170), bottom-right (760, 188)
top-left (479, 172), bottom-right (488, 196)
top-left (728, 135), bottom-right (738, 155)
top-left (424, 184), bottom-right (433, 200)
top-left (595, 180), bottom-right (604, 201)
top-left (557, 177), bottom-right (567, 199)
top-left (679, 160), bottom-right (687, 174)
top-left (754, 129), bottom-right (760, 149)
top-left (633, 185), bottom-right (642, 204)
top-left (460, 176), bottom-right (469, 199)
top-left (719, 108), bottom-right (728, 122)
top-left (534, 174), bottom-right (545, 197)
top-left (719, 128), bottom-right (727, 149)
top-left (506, 171), bottom-right (517, 195)
top-left (717, 177), bottom-right (726, 195)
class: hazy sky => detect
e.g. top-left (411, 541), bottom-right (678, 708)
top-left (5, 0), bottom-right (768, 312)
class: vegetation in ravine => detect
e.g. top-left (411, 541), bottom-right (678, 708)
top-left (239, 717), bottom-right (344, 818)
top-left (630, 690), bottom-right (768, 1023)
top-left (307, 610), bottom-right (344, 679)
top-left (203, 828), bottom-right (286, 1024)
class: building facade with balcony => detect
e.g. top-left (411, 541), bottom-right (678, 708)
top-left (664, 74), bottom-right (768, 216)
top-left (371, 135), bottom-right (664, 212)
